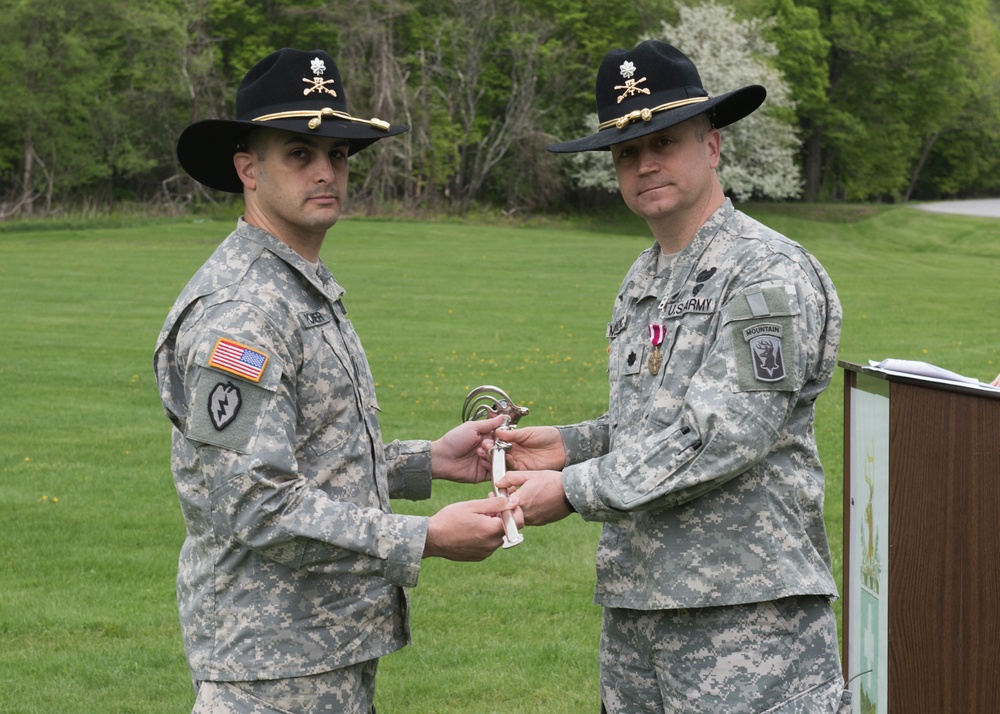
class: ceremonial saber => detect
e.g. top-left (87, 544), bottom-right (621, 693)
top-left (462, 386), bottom-right (528, 549)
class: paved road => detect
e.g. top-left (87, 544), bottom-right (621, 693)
top-left (916, 199), bottom-right (1000, 218)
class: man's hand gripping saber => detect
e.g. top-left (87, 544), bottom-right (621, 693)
top-left (462, 386), bottom-right (528, 549)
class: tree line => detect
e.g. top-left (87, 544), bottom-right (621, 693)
top-left (2, 0), bottom-right (998, 219)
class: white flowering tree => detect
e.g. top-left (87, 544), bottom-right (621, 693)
top-left (570, 1), bottom-right (803, 201)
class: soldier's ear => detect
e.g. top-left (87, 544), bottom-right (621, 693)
top-left (234, 152), bottom-right (257, 191)
top-left (707, 128), bottom-right (722, 169)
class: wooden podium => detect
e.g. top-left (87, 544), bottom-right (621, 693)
top-left (840, 361), bottom-right (1000, 713)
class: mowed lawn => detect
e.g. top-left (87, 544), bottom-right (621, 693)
top-left (1, 206), bottom-right (997, 713)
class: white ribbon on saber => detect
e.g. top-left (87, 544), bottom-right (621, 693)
top-left (492, 421), bottom-right (524, 549)
top-left (462, 385), bottom-right (528, 549)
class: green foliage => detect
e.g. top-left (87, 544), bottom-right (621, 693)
top-left (527, 0), bottom-right (674, 139)
top-left (205, 0), bottom-right (336, 77)
top-left (908, 0), bottom-right (1000, 198)
top-left (660, 2), bottom-right (804, 200)
top-left (569, 1), bottom-right (805, 201)
top-left (766, 0), bottom-right (830, 118)
top-left (1, 0), bottom-right (120, 204)
top-left (806, 0), bottom-right (992, 200)
top-left (0, 0), bottom-right (998, 215)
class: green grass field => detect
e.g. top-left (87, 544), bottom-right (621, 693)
top-left (1, 206), bottom-right (998, 713)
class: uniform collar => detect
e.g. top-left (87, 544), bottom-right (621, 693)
top-left (630, 199), bottom-right (736, 303)
top-left (237, 218), bottom-right (346, 302)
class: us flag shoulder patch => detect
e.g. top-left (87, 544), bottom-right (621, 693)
top-left (208, 338), bottom-right (269, 382)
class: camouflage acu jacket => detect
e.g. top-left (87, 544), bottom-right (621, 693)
top-left (154, 220), bottom-right (431, 681)
top-left (559, 200), bottom-right (842, 610)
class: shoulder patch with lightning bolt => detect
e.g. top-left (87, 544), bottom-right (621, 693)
top-left (185, 334), bottom-right (281, 453)
top-left (207, 381), bottom-right (242, 430)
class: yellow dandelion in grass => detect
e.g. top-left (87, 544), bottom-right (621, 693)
top-left (24, 457), bottom-right (30, 463)
top-left (52, 497), bottom-right (58, 504)
top-left (130, 374), bottom-right (140, 384)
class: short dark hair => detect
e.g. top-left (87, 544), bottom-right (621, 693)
top-left (693, 113), bottom-right (713, 142)
top-left (241, 127), bottom-right (274, 159)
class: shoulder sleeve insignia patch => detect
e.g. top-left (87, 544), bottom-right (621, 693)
top-left (724, 286), bottom-right (799, 392)
top-left (207, 381), bottom-right (242, 430)
top-left (743, 323), bottom-right (786, 382)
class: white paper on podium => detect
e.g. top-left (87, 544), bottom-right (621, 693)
top-left (867, 358), bottom-right (1000, 392)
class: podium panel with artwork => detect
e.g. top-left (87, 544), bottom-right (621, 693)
top-left (841, 361), bottom-right (1000, 713)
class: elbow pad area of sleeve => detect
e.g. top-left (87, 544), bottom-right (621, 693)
top-left (609, 424), bottom-right (703, 509)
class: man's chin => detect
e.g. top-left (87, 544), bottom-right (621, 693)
top-left (305, 205), bottom-right (342, 228)
top-left (628, 197), bottom-right (680, 221)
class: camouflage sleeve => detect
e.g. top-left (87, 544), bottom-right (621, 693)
top-left (562, 391), bottom-right (788, 522)
top-left (385, 439), bottom-right (433, 501)
top-left (175, 302), bottom-right (427, 588)
top-left (209, 453), bottom-right (428, 588)
top-left (563, 270), bottom-right (833, 522)
top-left (556, 414), bottom-right (611, 466)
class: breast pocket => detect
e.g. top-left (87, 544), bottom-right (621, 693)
top-left (607, 308), bottom-right (647, 428)
top-left (296, 323), bottom-right (368, 457)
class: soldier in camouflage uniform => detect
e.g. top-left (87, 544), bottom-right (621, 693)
top-left (155, 48), bottom-right (520, 714)
top-left (495, 41), bottom-right (852, 713)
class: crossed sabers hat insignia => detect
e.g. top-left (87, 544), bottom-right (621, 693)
top-left (303, 75), bottom-right (337, 97)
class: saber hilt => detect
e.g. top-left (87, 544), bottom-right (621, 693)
top-left (462, 386), bottom-right (529, 549)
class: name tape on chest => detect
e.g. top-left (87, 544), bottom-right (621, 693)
top-left (300, 310), bottom-right (332, 328)
top-left (607, 314), bottom-right (628, 339)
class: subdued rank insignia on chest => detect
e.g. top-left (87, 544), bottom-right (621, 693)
top-left (743, 323), bottom-right (786, 382)
top-left (208, 381), bottom-right (242, 430)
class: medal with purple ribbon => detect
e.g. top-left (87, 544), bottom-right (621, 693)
top-left (647, 323), bottom-right (666, 375)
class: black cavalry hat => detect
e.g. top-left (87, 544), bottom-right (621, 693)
top-left (177, 48), bottom-right (409, 193)
top-left (548, 40), bottom-right (765, 153)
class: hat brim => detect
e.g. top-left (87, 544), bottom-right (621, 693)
top-left (547, 85), bottom-right (765, 153)
top-left (177, 118), bottom-right (409, 194)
